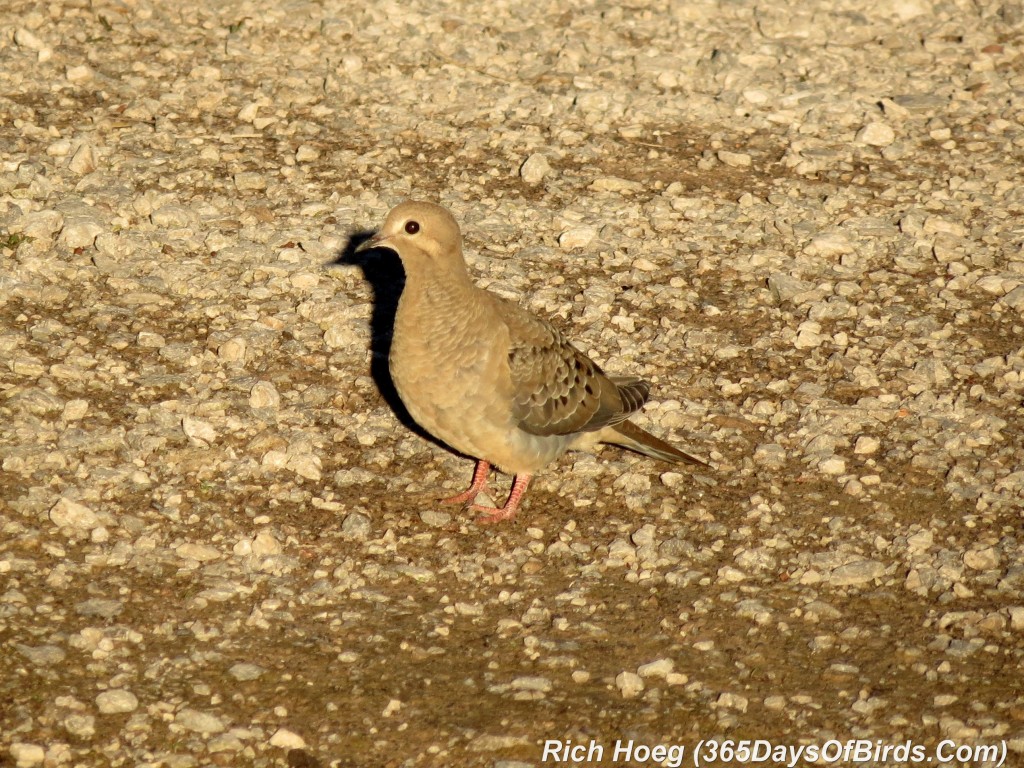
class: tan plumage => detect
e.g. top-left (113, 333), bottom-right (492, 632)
top-left (355, 200), bottom-right (707, 523)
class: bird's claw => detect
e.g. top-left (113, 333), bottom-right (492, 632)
top-left (471, 504), bottom-right (518, 524)
top-left (439, 487), bottom-right (485, 506)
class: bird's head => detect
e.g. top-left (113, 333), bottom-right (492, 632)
top-left (355, 201), bottom-right (464, 271)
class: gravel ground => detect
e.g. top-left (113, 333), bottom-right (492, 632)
top-left (2, 0), bottom-right (1023, 766)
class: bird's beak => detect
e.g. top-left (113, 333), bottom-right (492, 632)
top-left (354, 231), bottom-right (392, 253)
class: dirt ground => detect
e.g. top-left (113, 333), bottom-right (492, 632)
top-left (1, 1), bottom-right (1023, 766)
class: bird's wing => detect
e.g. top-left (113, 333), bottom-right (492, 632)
top-left (492, 296), bottom-right (649, 436)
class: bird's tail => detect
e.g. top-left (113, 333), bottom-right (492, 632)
top-left (605, 420), bottom-right (708, 467)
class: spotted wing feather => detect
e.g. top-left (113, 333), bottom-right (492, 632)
top-left (494, 297), bottom-right (649, 436)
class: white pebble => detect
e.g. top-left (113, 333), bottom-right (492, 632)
top-left (234, 172), bottom-right (267, 191)
top-left (286, 453), bottom-right (322, 481)
top-left (249, 381), bottom-right (281, 409)
top-left (290, 272), bottom-right (319, 290)
top-left (520, 153), bottom-right (552, 185)
top-left (296, 145), bottom-right (320, 162)
top-left (237, 103), bottom-right (260, 122)
top-left (341, 512), bottom-right (371, 539)
top-left (419, 509), bottom-right (451, 527)
top-left (218, 337), bottom-right (247, 362)
top-left (637, 658), bottom-right (674, 679)
top-left (830, 559), bottom-right (885, 586)
top-left (854, 436), bottom-right (880, 455)
top-left (65, 65), bottom-right (94, 83)
top-left (20, 210), bottom-right (64, 239)
top-left (616, 671), bottom-right (644, 698)
top-left (717, 692), bottom-right (749, 712)
top-left (59, 219), bottom-right (105, 249)
top-left (1001, 285), bottom-right (1024, 311)
top-left (590, 177), bottom-right (643, 193)
top-left (63, 714), bottom-right (95, 738)
top-left (96, 689), bottom-right (138, 714)
top-left (228, 663), bottom-right (265, 681)
top-left (14, 29), bottom-right (46, 51)
top-left (182, 416), bottom-right (217, 444)
top-left (49, 498), bottom-right (98, 530)
top-left (175, 543), bottom-right (221, 562)
top-left (963, 547), bottom-right (999, 571)
top-left (803, 232), bottom-right (854, 256)
top-left (269, 728), bottom-right (306, 749)
top-left (906, 530), bottom-right (933, 554)
top-left (819, 456), bottom-right (846, 475)
top-left (47, 139), bottom-right (72, 157)
top-left (794, 327), bottom-right (824, 349)
top-left (718, 565), bottom-right (748, 582)
top-left (9, 743), bottom-right (45, 768)
top-left (175, 708), bottom-right (226, 734)
top-left (137, 331), bottom-right (165, 348)
top-left (68, 143), bottom-right (97, 174)
top-left (558, 226), bottom-right (597, 250)
top-left (660, 471), bottom-right (684, 488)
top-left (856, 122), bottom-right (896, 146)
top-left (1009, 607), bottom-right (1024, 631)
top-left (753, 443), bottom-right (787, 467)
top-left (251, 531), bottom-right (282, 556)
top-left (718, 150), bottom-right (752, 167)
top-left (340, 54), bottom-right (363, 73)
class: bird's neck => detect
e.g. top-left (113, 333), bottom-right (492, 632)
top-left (397, 260), bottom-right (479, 325)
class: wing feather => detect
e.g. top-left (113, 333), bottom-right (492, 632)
top-left (493, 296), bottom-right (649, 436)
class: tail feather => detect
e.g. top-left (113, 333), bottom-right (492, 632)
top-left (605, 420), bottom-right (708, 467)
top-left (610, 376), bottom-right (650, 415)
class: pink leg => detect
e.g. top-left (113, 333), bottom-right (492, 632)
top-left (473, 473), bottom-right (532, 525)
top-left (440, 460), bottom-right (490, 505)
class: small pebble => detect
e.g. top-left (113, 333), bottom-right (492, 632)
top-left (558, 226), bottom-right (597, 250)
top-left (228, 662), bottom-right (266, 681)
top-left (49, 498), bottom-right (98, 530)
top-left (341, 512), bottom-right (371, 539)
top-left (717, 150), bottom-right (752, 167)
top-left (830, 560), bottom-right (885, 587)
top-left (249, 381), bottom-right (281, 409)
top-left (637, 658), bottom-right (674, 679)
top-left (520, 153), bottom-right (552, 184)
top-left (14, 28), bottom-right (46, 50)
top-left (9, 743), bottom-right (45, 768)
top-left (615, 671), bottom-right (644, 698)
top-left (269, 728), bottom-right (306, 749)
top-left (175, 709), bottom-right (226, 734)
top-left (234, 172), bottom-right (267, 191)
top-left (856, 122), bottom-right (896, 146)
top-left (96, 689), bottom-right (139, 714)
top-left (854, 436), bottom-right (880, 455)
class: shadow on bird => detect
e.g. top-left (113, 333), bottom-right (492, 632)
top-left (330, 232), bottom-right (440, 447)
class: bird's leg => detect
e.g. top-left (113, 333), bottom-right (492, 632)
top-left (473, 473), bottom-right (532, 524)
top-left (440, 460), bottom-right (490, 505)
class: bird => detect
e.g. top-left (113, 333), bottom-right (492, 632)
top-left (355, 200), bottom-right (707, 524)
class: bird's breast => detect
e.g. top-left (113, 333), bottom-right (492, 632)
top-left (390, 282), bottom-right (509, 440)
top-left (387, 275), bottom-right (575, 474)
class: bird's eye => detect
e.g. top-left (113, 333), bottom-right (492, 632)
top-left (404, 220), bottom-right (420, 235)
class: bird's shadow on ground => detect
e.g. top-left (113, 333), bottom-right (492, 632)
top-left (330, 232), bottom-right (440, 448)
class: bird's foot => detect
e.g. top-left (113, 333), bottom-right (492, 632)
top-left (440, 486), bottom-right (487, 505)
top-left (471, 503), bottom-right (519, 525)
top-left (439, 459), bottom-right (490, 505)
top-left (471, 472), bottom-right (532, 526)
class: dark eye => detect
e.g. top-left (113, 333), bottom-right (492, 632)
top-left (404, 220), bottom-right (420, 235)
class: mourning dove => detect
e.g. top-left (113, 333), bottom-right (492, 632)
top-left (356, 200), bottom-right (707, 523)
